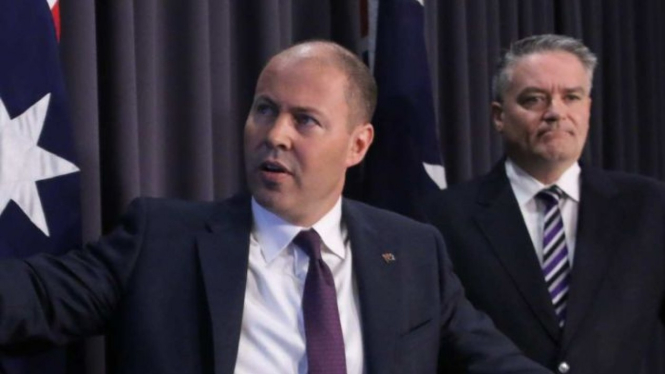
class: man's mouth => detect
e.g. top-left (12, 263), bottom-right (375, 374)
top-left (538, 124), bottom-right (572, 137)
top-left (260, 161), bottom-right (288, 174)
top-left (539, 128), bottom-right (573, 138)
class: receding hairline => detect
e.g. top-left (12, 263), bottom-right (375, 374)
top-left (264, 42), bottom-right (347, 79)
top-left (270, 41), bottom-right (346, 63)
top-left (262, 40), bottom-right (377, 126)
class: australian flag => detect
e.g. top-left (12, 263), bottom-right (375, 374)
top-left (361, 0), bottom-right (446, 221)
top-left (0, 0), bottom-right (81, 373)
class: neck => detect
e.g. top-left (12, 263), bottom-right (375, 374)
top-left (510, 158), bottom-right (575, 185)
top-left (268, 198), bottom-right (342, 228)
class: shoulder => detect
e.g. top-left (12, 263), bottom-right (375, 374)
top-left (429, 177), bottom-right (485, 203)
top-left (584, 167), bottom-right (665, 198)
top-left (120, 194), bottom-right (251, 231)
top-left (342, 199), bottom-right (447, 266)
top-left (127, 196), bottom-right (218, 218)
top-left (343, 198), bottom-right (441, 237)
top-left (426, 162), bottom-right (508, 208)
top-left (600, 169), bottom-right (665, 187)
top-left (422, 171), bottom-right (498, 225)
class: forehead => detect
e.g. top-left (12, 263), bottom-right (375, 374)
top-left (255, 56), bottom-right (349, 108)
top-left (508, 51), bottom-right (590, 91)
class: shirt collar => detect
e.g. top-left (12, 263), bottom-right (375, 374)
top-left (251, 198), bottom-right (346, 264)
top-left (505, 158), bottom-right (581, 205)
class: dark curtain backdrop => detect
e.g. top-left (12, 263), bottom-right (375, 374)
top-left (57, 0), bottom-right (665, 372)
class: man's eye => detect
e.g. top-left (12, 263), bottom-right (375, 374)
top-left (520, 95), bottom-right (546, 108)
top-left (523, 96), bottom-right (543, 104)
top-left (565, 94), bottom-right (582, 102)
top-left (295, 114), bottom-right (319, 127)
top-left (255, 103), bottom-right (276, 116)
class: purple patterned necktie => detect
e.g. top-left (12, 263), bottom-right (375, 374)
top-left (293, 229), bottom-right (347, 374)
top-left (537, 186), bottom-right (571, 328)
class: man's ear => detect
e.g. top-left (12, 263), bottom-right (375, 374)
top-left (491, 101), bottom-right (505, 133)
top-left (346, 123), bottom-right (374, 167)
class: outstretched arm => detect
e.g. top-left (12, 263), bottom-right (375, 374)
top-left (0, 199), bottom-right (148, 353)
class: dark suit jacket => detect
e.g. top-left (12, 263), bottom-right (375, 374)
top-left (0, 195), bottom-right (548, 374)
top-left (425, 163), bottom-right (665, 374)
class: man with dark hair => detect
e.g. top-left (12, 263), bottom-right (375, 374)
top-left (425, 34), bottom-right (665, 374)
top-left (0, 41), bottom-right (548, 373)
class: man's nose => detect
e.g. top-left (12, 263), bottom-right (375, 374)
top-left (264, 114), bottom-right (292, 149)
top-left (543, 97), bottom-right (566, 122)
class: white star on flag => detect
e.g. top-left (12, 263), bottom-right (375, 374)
top-left (0, 94), bottom-right (79, 236)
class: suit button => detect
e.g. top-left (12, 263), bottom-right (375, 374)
top-left (558, 362), bottom-right (570, 373)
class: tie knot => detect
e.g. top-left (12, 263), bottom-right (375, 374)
top-left (537, 185), bottom-right (564, 207)
top-left (293, 229), bottom-right (323, 260)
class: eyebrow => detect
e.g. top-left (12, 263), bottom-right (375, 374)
top-left (252, 95), bottom-right (277, 106)
top-left (253, 95), bottom-right (325, 117)
top-left (564, 87), bottom-right (588, 94)
top-left (519, 86), bottom-right (588, 95)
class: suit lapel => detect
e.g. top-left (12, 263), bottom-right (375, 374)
top-left (197, 196), bottom-right (252, 374)
top-left (561, 168), bottom-right (621, 347)
top-left (473, 164), bottom-right (561, 341)
top-left (343, 200), bottom-right (400, 374)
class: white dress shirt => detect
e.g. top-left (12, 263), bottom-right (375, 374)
top-left (505, 159), bottom-right (581, 266)
top-left (234, 198), bottom-right (365, 374)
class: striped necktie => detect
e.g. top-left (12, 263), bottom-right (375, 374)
top-left (537, 186), bottom-right (571, 327)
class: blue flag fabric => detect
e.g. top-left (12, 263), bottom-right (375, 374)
top-left (362, 0), bottom-right (446, 220)
top-left (0, 0), bottom-right (81, 372)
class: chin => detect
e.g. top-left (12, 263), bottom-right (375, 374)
top-left (257, 186), bottom-right (294, 208)
top-left (535, 143), bottom-right (574, 160)
top-left (252, 190), bottom-right (278, 208)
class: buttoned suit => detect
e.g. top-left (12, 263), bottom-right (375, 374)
top-left (425, 163), bottom-right (665, 374)
top-left (0, 194), bottom-right (547, 374)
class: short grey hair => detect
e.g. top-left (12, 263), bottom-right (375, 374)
top-left (491, 34), bottom-right (598, 102)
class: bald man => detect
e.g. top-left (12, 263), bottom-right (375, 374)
top-left (0, 41), bottom-right (548, 374)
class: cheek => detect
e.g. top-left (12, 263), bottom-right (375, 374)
top-left (511, 115), bottom-right (540, 136)
top-left (300, 146), bottom-right (345, 177)
top-left (503, 117), bottom-right (532, 140)
top-left (244, 125), bottom-right (262, 149)
top-left (575, 112), bottom-right (591, 130)
top-left (576, 123), bottom-right (590, 147)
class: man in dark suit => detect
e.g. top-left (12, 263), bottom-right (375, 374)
top-left (425, 34), bottom-right (665, 374)
top-left (0, 41), bottom-right (548, 373)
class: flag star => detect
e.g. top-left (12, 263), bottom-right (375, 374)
top-left (0, 94), bottom-right (79, 236)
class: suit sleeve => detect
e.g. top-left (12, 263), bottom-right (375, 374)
top-left (434, 227), bottom-right (551, 374)
top-left (0, 198), bottom-right (148, 353)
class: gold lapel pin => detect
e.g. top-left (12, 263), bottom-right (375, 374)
top-left (381, 253), bottom-right (396, 263)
